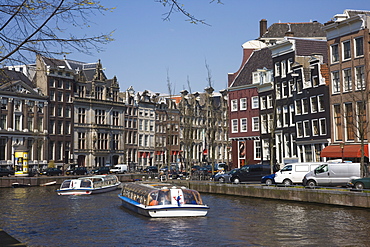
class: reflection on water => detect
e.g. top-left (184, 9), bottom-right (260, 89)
top-left (0, 187), bottom-right (370, 246)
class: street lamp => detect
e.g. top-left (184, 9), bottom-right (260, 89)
top-left (340, 142), bottom-right (345, 163)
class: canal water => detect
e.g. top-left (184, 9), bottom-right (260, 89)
top-left (0, 185), bottom-right (369, 247)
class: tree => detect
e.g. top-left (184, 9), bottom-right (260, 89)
top-left (157, 0), bottom-right (222, 25)
top-left (0, 0), bottom-right (115, 66)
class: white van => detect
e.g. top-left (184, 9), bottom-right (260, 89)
top-left (274, 162), bottom-right (326, 185)
top-left (110, 164), bottom-right (128, 174)
top-left (303, 162), bottom-right (360, 187)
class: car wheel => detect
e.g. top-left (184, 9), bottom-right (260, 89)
top-left (219, 177), bottom-right (225, 183)
top-left (283, 179), bottom-right (292, 186)
top-left (233, 178), bottom-right (240, 184)
top-left (307, 180), bottom-right (316, 188)
top-left (265, 179), bottom-right (273, 186)
top-left (355, 182), bottom-right (364, 190)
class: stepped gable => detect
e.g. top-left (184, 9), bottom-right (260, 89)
top-left (261, 22), bottom-right (325, 38)
top-left (232, 47), bottom-right (272, 88)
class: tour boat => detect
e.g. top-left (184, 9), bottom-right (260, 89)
top-left (57, 175), bottom-right (121, 195)
top-left (118, 182), bottom-right (209, 217)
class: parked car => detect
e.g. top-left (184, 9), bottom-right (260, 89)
top-left (230, 164), bottom-right (271, 183)
top-left (92, 166), bottom-right (111, 175)
top-left (261, 173), bottom-right (276, 185)
top-left (0, 168), bottom-right (14, 177)
top-left (214, 168), bottom-right (239, 183)
top-left (110, 164), bottom-right (128, 174)
top-left (39, 168), bottom-right (62, 176)
top-left (275, 162), bottom-right (325, 185)
top-left (348, 177), bottom-right (370, 190)
top-left (143, 166), bottom-right (158, 173)
top-left (66, 167), bottom-right (88, 175)
top-left (303, 162), bottom-right (361, 188)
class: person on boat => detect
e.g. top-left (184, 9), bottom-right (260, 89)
top-left (158, 190), bottom-right (170, 205)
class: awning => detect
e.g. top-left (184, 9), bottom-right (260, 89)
top-left (320, 144), bottom-right (369, 158)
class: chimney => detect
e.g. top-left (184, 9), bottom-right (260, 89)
top-left (260, 19), bottom-right (267, 38)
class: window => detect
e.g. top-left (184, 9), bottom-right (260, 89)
top-left (260, 96), bottom-right (267, 110)
top-left (357, 101), bottom-right (367, 140)
top-left (261, 115), bottom-right (267, 134)
top-left (318, 95), bottom-right (325, 112)
top-left (240, 118), bottom-right (247, 132)
top-left (295, 100), bottom-right (302, 115)
top-left (240, 98), bottom-right (247, 110)
top-left (302, 98), bottom-right (309, 114)
top-left (332, 71), bottom-right (340, 94)
top-left (355, 37), bottom-right (364, 57)
top-left (355, 66), bottom-right (365, 90)
top-left (310, 96), bottom-right (318, 113)
top-left (112, 134), bottom-right (119, 150)
top-left (254, 140), bottom-right (261, 160)
top-left (0, 114), bottom-right (6, 129)
top-left (342, 40), bottom-right (351, 60)
top-left (78, 108), bottom-right (86, 123)
top-left (232, 119), bottom-right (238, 133)
top-left (331, 44), bottom-right (339, 63)
top-left (312, 76), bottom-right (319, 87)
top-left (50, 90), bottom-right (55, 101)
top-left (231, 99), bottom-right (238, 111)
top-left (252, 117), bottom-right (259, 131)
top-left (276, 107), bottom-right (282, 128)
top-left (288, 80), bottom-right (294, 97)
top-left (333, 104), bottom-right (342, 141)
top-left (78, 132), bottom-right (86, 149)
top-left (275, 62), bottom-right (280, 77)
top-left (303, 120), bottom-right (310, 137)
top-left (312, 119), bottom-right (319, 136)
top-left (95, 86), bottom-right (103, 100)
top-left (57, 105), bottom-right (63, 117)
top-left (287, 58), bottom-right (293, 73)
top-left (65, 106), bottom-right (71, 118)
top-left (57, 80), bottom-right (63, 88)
top-left (276, 83), bottom-right (281, 99)
top-left (95, 109), bottom-right (106, 124)
top-left (297, 80), bottom-right (303, 93)
top-left (251, 96), bottom-right (259, 109)
top-left (113, 111), bottom-right (119, 126)
top-left (283, 105), bottom-right (289, 127)
top-left (281, 60), bottom-right (286, 78)
top-left (27, 116), bottom-right (33, 131)
top-left (267, 95), bottom-right (273, 109)
top-left (345, 103), bottom-right (354, 140)
top-left (65, 81), bottom-right (71, 89)
top-left (296, 122), bottom-right (303, 138)
top-left (289, 104), bottom-right (294, 126)
top-left (78, 86), bottom-right (85, 98)
top-left (57, 121), bottom-right (63, 134)
top-left (343, 69), bottom-right (352, 92)
top-left (282, 81), bottom-right (288, 98)
top-left (65, 121), bottom-right (70, 134)
top-left (319, 118), bottom-right (327, 135)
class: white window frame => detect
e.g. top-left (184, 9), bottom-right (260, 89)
top-left (332, 71), bottom-right (340, 94)
top-left (231, 99), bottom-right (238, 112)
top-left (231, 119), bottom-right (238, 133)
top-left (354, 36), bottom-right (364, 58)
top-left (260, 96), bottom-right (267, 110)
top-left (252, 117), bottom-right (259, 131)
top-left (302, 98), bottom-right (309, 114)
top-left (342, 40), bottom-right (351, 61)
top-left (283, 105), bottom-right (289, 127)
top-left (251, 96), bottom-right (259, 109)
top-left (289, 104), bottom-right (295, 126)
top-left (330, 43), bottom-right (339, 64)
top-left (295, 99), bottom-right (302, 115)
top-left (310, 96), bottom-right (318, 113)
top-left (240, 118), bottom-right (247, 132)
top-left (254, 140), bottom-right (261, 160)
top-left (240, 98), bottom-right (247, 110)
top-left (281, 60), bottom-right (286, 78)
top-left (355, 66), bottom-right (365, 90)
top-left (312, 119), bottom-right (319, 136)
top-left (343, 68), bottom-right (352, 92)
top-left (267, 95), bottom-right (273, 109)
top-left (275, 62), bottom-right (280, 77)
top-left (303, 120), bottom-right (310, 137)
top-left (296, 121), bottom-right (303, 138)
top-left (319, 118), bottom-right (327, 136)
top-left (318, 95), bottom-right (325, 112)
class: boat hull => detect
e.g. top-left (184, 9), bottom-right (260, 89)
top-left (118, 195), bottom-right (209, 217)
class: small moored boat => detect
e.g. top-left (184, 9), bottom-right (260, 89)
top-left (57, 175), bottom-right (121, 195)
top-left (118, 182), bottom-right (209, 217)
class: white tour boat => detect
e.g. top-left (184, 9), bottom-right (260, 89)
top-left (118, 182), bottom-right (209, 217)
top-left (57, 175), bottom-right (121, 195)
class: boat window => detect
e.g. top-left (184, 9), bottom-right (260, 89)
top-left (157, 190), bottom-right (171, 205)
top-left (61, 180), bottom-right (71, 189)
top-left (80, 179), bottom-right (92, 188)
top-left (148, 191), bottom-right (159, 206)
top-left (183, 189), bottom-right (197, 204)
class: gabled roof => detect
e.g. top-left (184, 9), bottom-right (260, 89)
top-left (0, 70), bottom-right (45, 97)
top-left (260, 22), bottom-right (325, 39)
top-left (0, 69), bottom-right (33, 87)
top-left (230, 48), bottom-right (273, 88)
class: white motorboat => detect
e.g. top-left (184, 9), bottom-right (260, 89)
top-left (118, 182), bottom-right (209, 217)
top-left (57, 175), bottom-right (121, 195)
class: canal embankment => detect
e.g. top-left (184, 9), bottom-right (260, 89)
top-left (170, 180), bottom-right (370, 209)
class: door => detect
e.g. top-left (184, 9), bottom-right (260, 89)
top-left (313, 164), bottom-right (330, 185)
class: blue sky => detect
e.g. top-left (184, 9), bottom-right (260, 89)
top-left (71, 0), bottom-right (369, 94)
